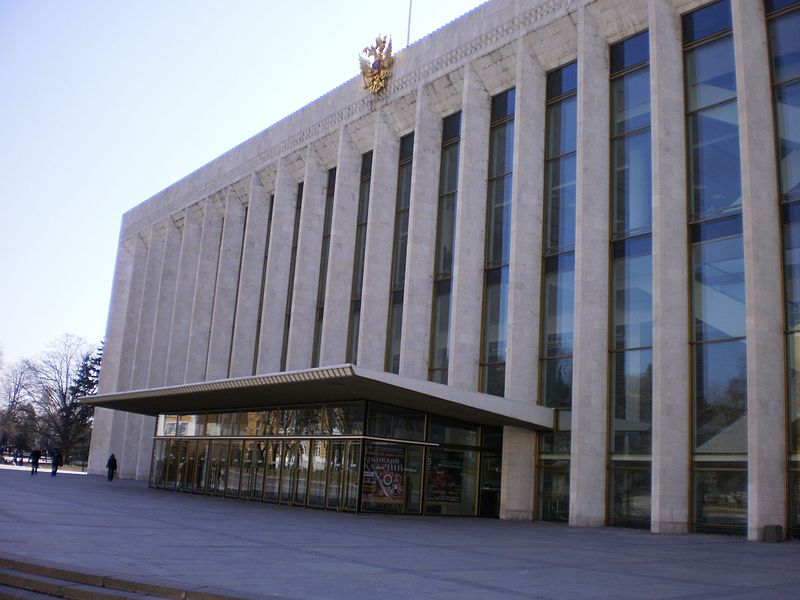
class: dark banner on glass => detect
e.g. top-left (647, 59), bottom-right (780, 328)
top-left (427, 449), bottom-right (463, 503)
top-left (363, 444), bottom-right (405, 503)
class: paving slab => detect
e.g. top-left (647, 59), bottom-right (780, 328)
top-left (0, 467), bottom-right (798, 599)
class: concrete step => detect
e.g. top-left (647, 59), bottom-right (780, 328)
top-left (0, 567), bottom-right (165, 600)
top-left (0, 555), bottom-right (271, 600)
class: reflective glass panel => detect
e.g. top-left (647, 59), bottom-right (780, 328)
top-left (611, 241), bottom-right (653, 349)
top-left (439, 142), bottom-right (459, 196)
top-left (546, 62), bottom-right (577, 100)
top-left (609, 463), bottom-right (651, 526)
top-left (693, 469), bottom-right (746, 530)
top-left (324, 403), bottom-right (365, 436)
top-left (435, 193), bottom-right (456, 277)
top-left (429, 417), bottom-right (480, 447)
top-left (182, 441), bottom-right (199, 492)
top-left (540, 357), bottom-right (573, 409)
top-left (539, 459), bottom-right (570, 522)
top-left (693, 340), bottom-right (747, 454)
top-left (343, 442), bottom-right (361, 512)
top-left (487, 175), bottom-right (513, 267)
top-left (489, 120), bottom-right (514, 177)
top-left (367, 403), bottom-right (425, 441)
top-left (193, 441), bottom-right (208, 494)
top-left (544, 155), bottom-right (577, 252)
top-left (482, 267), bottom-right (509, 364)
top-left (164, 440), bottom-right (179, 490)
top-left (490, 88), bottom-right (515, 121)
top-left (362, 442), bottom-right (422, 514)
top-left (682, 0), bottom-right (731, 44)
top-left (207, 440), bottom-right (229, 496)
top-left (766, 0), bottom-right (800, 14)
top-left (225, 442), bottom-right (242, 498)
top-left (784, 204), bottom-right (800, 328)
top-left (786, 333), bottom-right (800, 454)
top-left (685, 35), bottom-right (736, 112)
top-left (769, 9), bottom-right (800, 84)
top-left (386, 292), bottom-right (403, 374)
top-left (391, 210), bottom-right (409, 288)
top-left (429, 280), bottom-right (452, 381)
top-left (611, 67), bottom-right (650, 135)
top-left (610, 31), bottom-right (649, 74)
top-left (545, 96), bottom-right (577, 158)
top-left (294, 439), bottom-right (310, 506)
top-left (790, 471), bottom-right (800, 535)
top-left (692, 230), bottom-right (745, 340)
top-left (776, 81), bottom-right (800, 201)
top-left (326, 441), bottom-right (346, 510)
top-left (610, 349), bottom-right (652, 455)
top-left (263, 441), bottom-right (281, 503)
top-left (612, 130), bottom-right (652, 237)
top-left (687, 101), bottom-right (742, 219)
top-left (149, 440), bottom-right (167, 487)
top-left (425, 448), bottom-right (478, 516)
top-left (541, 255), bottom-right (575, 356)
top-left (307, 440), bottom-right (328, 508)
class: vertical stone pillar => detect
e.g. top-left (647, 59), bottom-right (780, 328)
top-left (505, 37), bottom-right (546, 403)
top-left (146, 216), bottom-right (182, 388)
top-left (569, 6), bottom-right (610, 528)
top-left (164, 203), bottom-right (204, 386)
top-left (116, 231), bottom-right (150, 391)
top-left (732, 0), bottom-right (787, 541)
top-left (321, 126), bottom-right (361, 366)
top-left (130, 223), bottom-right (166, 390)
top-left (649, 0), bottom-right (690, 534)
top-left (359, 110), bottom-right (400, 371)
top-left (286, 147), bottom-right (327, 371)
top-left (256, 160), bottom-right (297, 374)
top-left (184, 196), bottom-right (224, 383)
top-left (206, 190), bottom-right (248, 380)
top-left (400, 85), bottom-right (442, 380)
top-left (448, 63), bottom-right (489, 391)
top-left (500, 426), bottom-right (537, 519)
top-left (88, 232), bottom-right (137, 475)
top-left (230, 173), bottom-right (273, 377)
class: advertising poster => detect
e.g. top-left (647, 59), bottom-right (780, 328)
top-left (426, 449), bottom-right (463, 503)
top-left (363, 444), bottom-right (405, 503)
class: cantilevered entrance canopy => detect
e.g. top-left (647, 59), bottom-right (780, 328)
top-left (86, 365), bottom-right (553, 431)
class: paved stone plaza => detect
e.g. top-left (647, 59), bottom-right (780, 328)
top-left (0, 468), bottom-right (798, 599)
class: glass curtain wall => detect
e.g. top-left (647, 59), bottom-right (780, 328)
top-left (347, 152), bottom-right (373, 364)
top-left (538, 63), bottom-right (577, 522)
top-left (252, 194), bottom-right (275, 374)
top-left (386, 134), bottom-right (414, 373)
top-left (150, 402), bottom-right (501, 517)
top-left (429, 112), bottom-right (461, 384)
top-left (480, 89), bottom-right (515, 396)
top-left (608, 32), bottom-right (653, 529)
top-left (766, 0), bottom-right (800, 537)
top-left (683, 0), bottom-right (747, 533)
top-left (312, 168), bottom-right (336, 367)
top-left (281, 183), bottom-right (304, 371)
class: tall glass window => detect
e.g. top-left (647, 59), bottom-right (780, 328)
top-left (312, 168), bottom-right (336, 367)
top-left (281, 183), bottom-right (303, 371)
top-left (385, 133), bottom-right (414, 374)
top-left (538, 63), bottom-right (576, 522)
top-left (766, 0), bottom-right (800, 538)
top-left (608, 32), bottom-right (653, 529)
top-left (429, 112), bottom-right (461, 384)
top-left (347, 152), bottom-right (372, 364)
top-left (480, 89), bottom-right (515, 396)
top-left (252, 194), bottom-right (275, 374)
top-left (684, 0), bottom-right (746, 533)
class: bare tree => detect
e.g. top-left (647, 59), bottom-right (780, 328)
top-left (0, 361), bottom-right (34, 451)
top-left (24, 334), bottom-right (95, 463)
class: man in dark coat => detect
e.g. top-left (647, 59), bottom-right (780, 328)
top-left (51, 451), bottom-right (62, 476)
top-left (30, 449), bottom-right (41, 475)
top-left (106, 454), bottom-right (118, 482)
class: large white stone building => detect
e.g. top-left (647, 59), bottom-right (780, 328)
top-left (88, 0), bottom-right (800, 541)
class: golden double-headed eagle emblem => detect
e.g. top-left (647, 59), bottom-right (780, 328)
top-left (359, 35), bottom-right (393, 94)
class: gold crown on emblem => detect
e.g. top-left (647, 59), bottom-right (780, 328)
top-left (359, 35), bottom-right (393, 94)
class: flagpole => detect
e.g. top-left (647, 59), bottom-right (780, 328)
top-left (406, 0), bottom-right (413, 47)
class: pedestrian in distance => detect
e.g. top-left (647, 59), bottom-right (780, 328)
top-left (30, 448), bottom-right (41, 475)
top-left (51, 451), bottom-right (62, 477)
top-left (106, 454), bottom-right (118, 482)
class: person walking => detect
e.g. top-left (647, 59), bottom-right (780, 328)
top-left (51, 451), bottom-right (62, 477)
top-left (30, 448), bottom-right (41, 475)
top-left (106, 454), bottom-right (118, 482)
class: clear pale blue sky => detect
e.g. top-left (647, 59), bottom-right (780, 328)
top-left (0, 0), bottom-right (486, 365)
